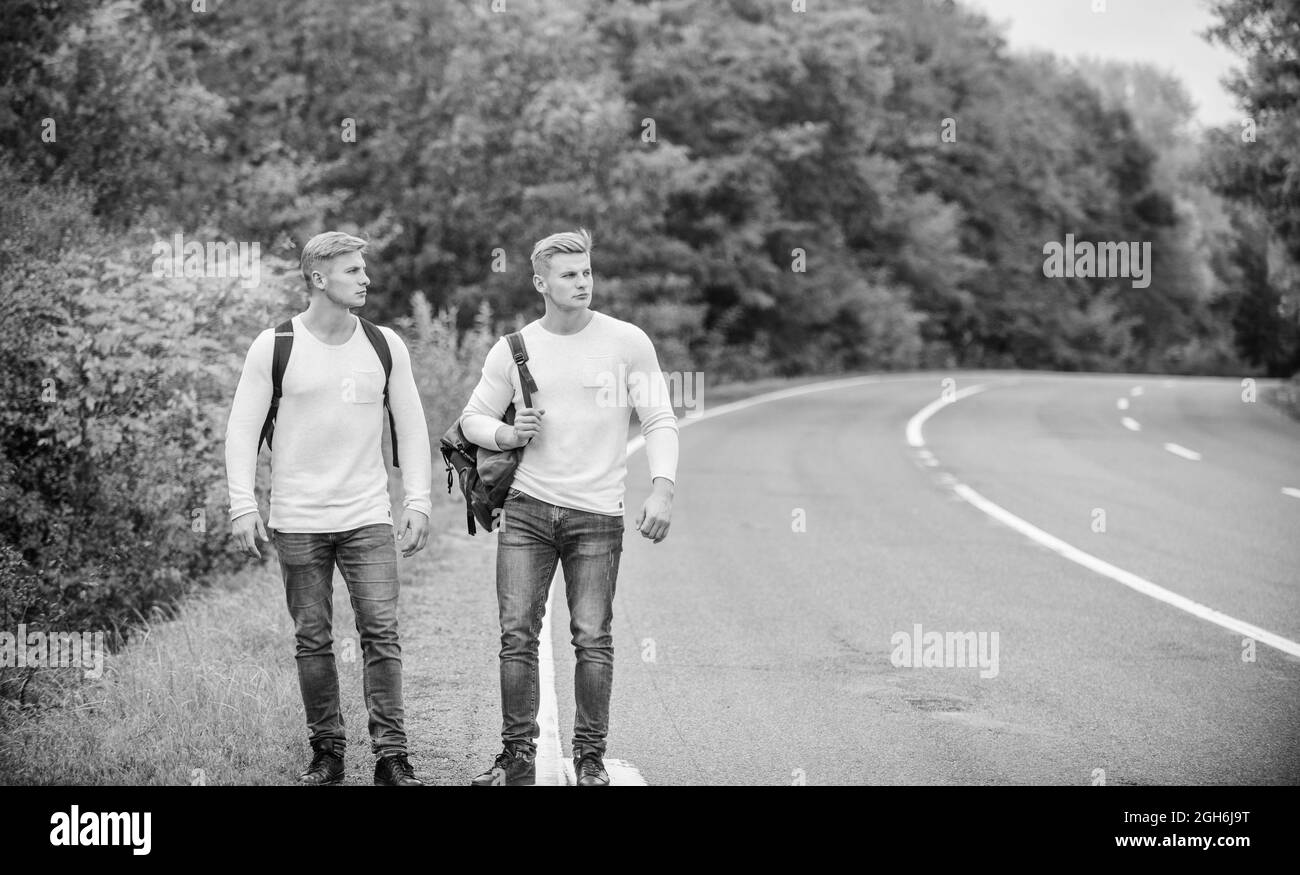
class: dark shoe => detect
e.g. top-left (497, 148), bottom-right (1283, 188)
top-left (470, 747), bottom-right (536, 786)
top-left (374, 753), bottom-right (424, 786)
top-left (299, 741), bottom-right (344, 786)
top-left (574, 752), bottom-right (609, 787)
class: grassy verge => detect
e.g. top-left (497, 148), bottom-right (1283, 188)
top-left (1266, 374), bottom-right (1300, 421)
top-left (0, 492), bottom-right (504, 786)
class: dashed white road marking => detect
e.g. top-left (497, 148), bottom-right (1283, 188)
top-left (1117, 398), bottom-right (1129, 411)
top-left (1130, 386), bottom-right (1145, 397)
top-left (909, 389), bottom-right (1300, 660)
top-left (1163, 443), bottom-right (1202, 461)
top-left (1121, 417), bottom-right (1141, 431)
top-left (1283, 488), bottom-right (1300, 500)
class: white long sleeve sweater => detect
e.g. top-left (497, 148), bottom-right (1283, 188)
top-left (224, 314), bottom-right (432, 532)
top-left (460, 310), bottom-right (678, 516)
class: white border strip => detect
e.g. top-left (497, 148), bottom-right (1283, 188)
top-left (535, 584), bottom-right (568, 785)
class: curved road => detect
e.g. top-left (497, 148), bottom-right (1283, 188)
top-left (547, 372), bottom-right (1300, 785)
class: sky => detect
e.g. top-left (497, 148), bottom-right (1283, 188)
top-left (959, 0), bottom-right (1246, 127)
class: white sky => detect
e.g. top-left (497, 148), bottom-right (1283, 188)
top-left (960, 0), bottom-right (1245, 127)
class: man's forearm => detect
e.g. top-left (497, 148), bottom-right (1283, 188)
top-left (494, 424), bottom-right (518, 450)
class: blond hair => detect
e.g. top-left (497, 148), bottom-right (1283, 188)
top-left (530, 228), bottom-right (592, 278)
top-left (300, 231), bottom-right (367, 289)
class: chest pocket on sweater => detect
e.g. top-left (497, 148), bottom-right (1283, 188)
top-left (581, 355), bottom-right (618, 389)
top-left (342, 368), bottom-right (384, 404)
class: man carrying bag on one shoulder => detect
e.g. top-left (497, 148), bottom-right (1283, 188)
top-left (459, 228), bottom-right (679, 787)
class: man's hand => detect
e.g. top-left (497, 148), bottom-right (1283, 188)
top-left (499, 407), bottom-right (545, 449)
top-left (397, 508), bottom-right (430, 557)
top-left (635, 478), bottom-right (674, 543)
top-left (231, 511), bottom-right (268, 558)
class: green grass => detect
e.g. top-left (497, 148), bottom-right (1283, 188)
top-left (0, 561), bottom-right (306, 785)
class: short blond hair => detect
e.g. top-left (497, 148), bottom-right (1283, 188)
top-left (530, 228), bottom-right (592, 278)
top-left (300, 231), bottom-right (367, 289)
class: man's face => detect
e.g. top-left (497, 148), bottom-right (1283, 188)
top-left (313, 250), bottom-right (369, 308)
top-left (535, 252), bottom-right (592, 311)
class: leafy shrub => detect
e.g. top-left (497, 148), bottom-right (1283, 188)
top-left (0, 159), bottom-right (298, 643)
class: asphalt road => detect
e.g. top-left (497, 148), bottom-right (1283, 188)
top-left (548, 372), bottom-right (1300, 784)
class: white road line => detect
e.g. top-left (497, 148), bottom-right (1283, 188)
top-left (1163, 443), bottom-right (1202, 461)
top-left (1117, 398), bottom-right (1129, 411)
top-left (952, 483), bottom-right (1300, 658)
top-left (909, 391), bottom-right (1300, 659)
top-left (1130, 386), bottom-right (1145, 397)
top-left (1121, 417), bottom-right (1141, 431)
top-left (905, 385), bottom-right (991, 447)
top-left (536, 582), bottom-right (568, 785)
top-left (1283, 487), bottom-right (1300, 500)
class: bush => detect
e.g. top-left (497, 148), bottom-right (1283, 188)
top-left (0, 161), bottom-right (299, 645)
top-left (396, 293), bottom-right (498, 450)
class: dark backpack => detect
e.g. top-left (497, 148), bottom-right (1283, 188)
top-left (257, 317), bottom-right (401, 467)
top-left (439, 332), bottom-right (537, 535)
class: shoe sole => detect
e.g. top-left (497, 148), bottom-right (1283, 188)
top-left (299, 776), bottom-right (344, 786)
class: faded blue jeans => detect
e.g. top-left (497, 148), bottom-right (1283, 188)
top-left (271, 524), bottom-right (406, 758)
top-left (496, 489), bottom-right (624, 760)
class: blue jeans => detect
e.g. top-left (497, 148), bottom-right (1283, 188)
top-left (271, 524), bottom-right (406, 758)
top-left (496, 489), bottom-right (624, 760)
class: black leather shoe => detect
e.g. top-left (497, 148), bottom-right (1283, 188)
top-left (374, 753), bottom-right (424, 786)
top-left (470, 748), bottom-right (536, 786)
top-left (574, 752), bottom-right (609, 787)
top-left (299, 741), bottom-right (344, 786)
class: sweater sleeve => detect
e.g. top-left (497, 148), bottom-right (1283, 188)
top-left (224, 329), bottom-right (275, 521)
top-left (460, 337), bottom-right (514, 450)
top-left (628, 327), bottom-right (679, 485)
top-left (382, 327), bottom-right (433, 518)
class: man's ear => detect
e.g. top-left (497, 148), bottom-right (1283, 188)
top-left (532, 274), bottom-right (545, 293)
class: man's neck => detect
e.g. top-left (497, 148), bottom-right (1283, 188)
top-left (539, 307), bottom-right (594, 336)
top-left (300, 298), bottom-right (356, 343)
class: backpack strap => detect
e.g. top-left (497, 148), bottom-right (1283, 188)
top-left (505, 332), bottom-right (535, 409)
top-left (258, 320), bottom-right (295, 454)
top-left (358, 317), bottom-right (400, 468)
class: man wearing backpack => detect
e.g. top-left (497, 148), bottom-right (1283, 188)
top-left (460, 228), bottom-right (679, 787)
top-left (224, 231), bottom-right (432, 786)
